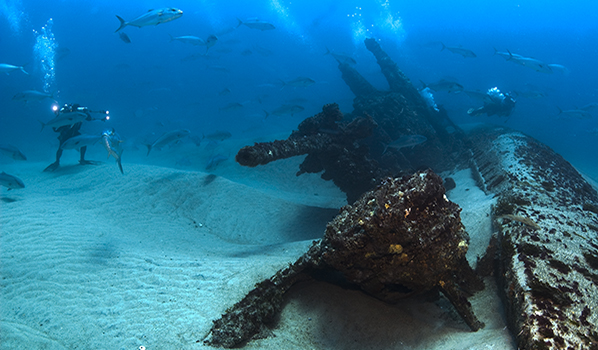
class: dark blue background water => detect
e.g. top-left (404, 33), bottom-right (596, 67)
top-left (1, 0), bottom-right (597, 177)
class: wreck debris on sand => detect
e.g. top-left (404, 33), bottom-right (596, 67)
top-left (205, 170), bottom-right (485, 348)
top-left (236, 38), bottom-right (468, 203)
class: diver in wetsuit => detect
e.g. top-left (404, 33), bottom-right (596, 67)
top-left (467, 87), bottom-right (516, 118)
top-left (43, 103), bottom-right (110, 172)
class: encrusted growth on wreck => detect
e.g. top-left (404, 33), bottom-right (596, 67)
top-left (469, 126), bottom-right (598, 350)
top-left (235, 39), bottom-right (469, 203)
top-left (205, 170), bottom-right (485, 348)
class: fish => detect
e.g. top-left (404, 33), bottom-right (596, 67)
top-left (253, 45), bottom-right (273, 56)
top-left (205, 35), bottom-right (218, 50)
top-left (383, 135), bottom-right (427, 154)
top-left (204, 130), bottom-right (232, 141)
top-left (0, 63), bottom-right (28, 75)
top-left (280, 77), bottom-right (316, 89)
top-left (101, 129), bottom-right (124, 174)
top-left (267, 104), bottom-right (305, 117)
top-left (205, 154), bottom-right (228, 171)
top-left (324, 48), bottom-right (357, 65)
top-left (189, 134), bottom-right (203, 147)
top-left (556, 107), bottom-right (592, 119)
top-left (512, 90), bottom-right (547, 99)
top-left (219, 102), bottom-right (243, 112)
top-left (206, 65), bottom-right (230, 73)
top-left (39, 111), bottom-right (89, 131)
top-left (0, 144), bottom-right (27, 160)
top-left (218, 87), bottom-right (231, 96)
top-left (60, 134), bottom-right (102, 150)
top-left (55, 47), bottom-right (71, 61)
top-left (169, 34), bottom-right (205, 46)
top-left (0, 172), bottom-right (25, 190)
top-left (505, 52), bottom-right (553, 73)
top-left (119, 32), bottom-right (131, 43)
top-left (12, 90), bottom-right (55, 103)
top-left (580, 103), bottom-right (598, 112)
top-left (463, 90), bottom-right (491, 102)
top-left (441, 43), bottom-right (477, 58)
top-left (237, 18), bottom-right (275, 31)
top-left (115, 8), bottom-right (183, 32)
top-left (146, 129), bottom-right (190, 155)
top-left (547, 64), bottom-right (570, 75)
top-left (421, 79), bottom-right (464, 93)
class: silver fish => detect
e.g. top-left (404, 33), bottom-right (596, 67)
top-left (441, 43), bottom-right (477, 58)
top-left (324, 48), bottom-right (357, 65)
top-left (384, 135), bottom-right (427, 153)
top-left (237, 18), bottom-right (275, 31)
top-left (12, 90), bottom-right (54, 103)
top-left (218, 87), bottom-right (231, 96)
top-left (119, 32), bottom-right (131, 43)
top-left (219, 102), bottom-right (243, 111)
top-left (204, 130), bottom-right (232, 141)
top-left (253, 44), bottom-right (273, 56)
top-left (281, 77), bottom-right (315, 89)
top-left (506, 53), bottom-right (553, 74)
top-left (0, 63), bottom-right (28, 75)
top-left (422, 79), bottom-right (464, 93)
top-left (463, 90), bottom-right (491, 102)
top-left (0, 171), bottom-right (25, 190)
top-left (0, 144), bottom-right (27, 160)
top-left (205, 154), bottom-right (228, 170)
top-left (580, 103), bottom-right (598, 112)
top-left (547, 64), bottom-right (569, 75)
top-left (115, 8), bottom-right (183, 32)
top-left (493, 48), bottom-right (522, 60)
top-left (557, 107), bottom-right (592, 119)
top-left (146, 129), bottom-right (190, 155)
top-left (60, 134), bottom-right (102, 150)
top-left (267, 104), bottom-right (305, 117)
top-left (39, 112), bottom-right (89, 131)
top-left (169, 34), bottom-right (205, 46)
top-left (513, 90), bottom-right (547, 99)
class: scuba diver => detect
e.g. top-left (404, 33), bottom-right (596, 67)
top-left (467, 87), bottom-right (516, 118)
top-left (43, 103), bottom-right (110, 172)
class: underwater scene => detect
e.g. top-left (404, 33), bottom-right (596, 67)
top-left (1, 0), bottom-right (598, 349)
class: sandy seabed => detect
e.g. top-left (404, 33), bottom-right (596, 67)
top-left (1, 154), bottom-right (515, 350)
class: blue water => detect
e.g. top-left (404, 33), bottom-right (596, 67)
top-left (1, 0), bottom-right (597, 177)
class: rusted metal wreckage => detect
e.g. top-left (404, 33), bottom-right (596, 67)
top-left (207, 39), bottom-right (598, 349)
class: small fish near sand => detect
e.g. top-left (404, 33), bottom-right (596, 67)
top-left (383, 135), bottom-right (428, 154)
top-left (0, 144), bottom-right (27, 161)
top-left (0, 63), bottom-right (28, 75)
top-left (205, 154), bottom-right (228, 171)
top-left (441, 43), bottom-right (477, 58)
top-left (146, 129), bottom-right (190, 155)
top-left (115, 8), bottom-right (183, 32)
top-left (0, 172), bottom-right (25, 190)
top-left (59, 134), bottom-right (102, 150)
